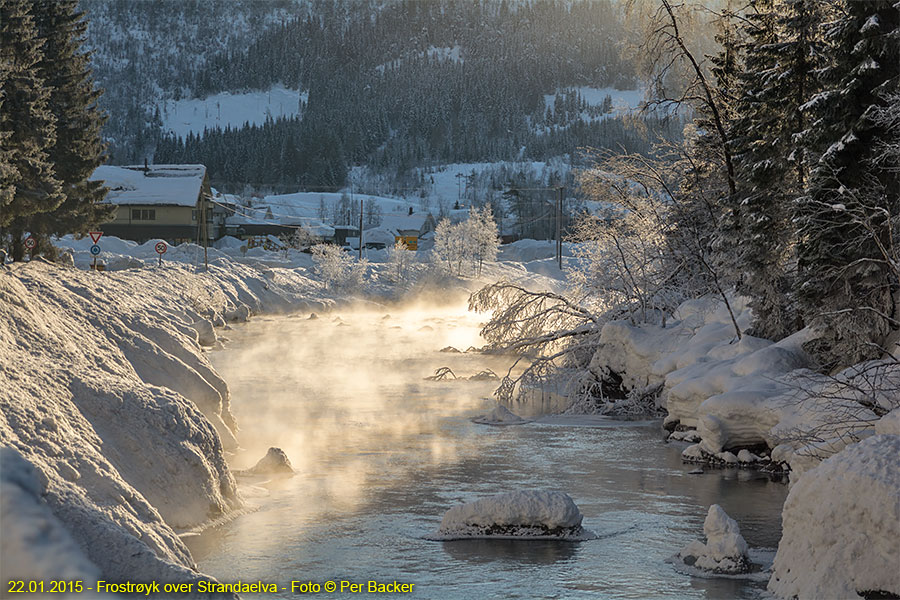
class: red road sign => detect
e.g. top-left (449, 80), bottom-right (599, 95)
top-left (89, 231), bottom-right (103, 244)
top-left (24, 237), bottom-right (36, 249)
top-left (155, 241), bottom-right (168, 254)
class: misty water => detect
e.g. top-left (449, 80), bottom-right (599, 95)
top-left (188, 302), bottom-right (789, 599)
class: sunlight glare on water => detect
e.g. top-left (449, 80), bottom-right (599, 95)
top-left (190, 302), bottom-right (788, 600)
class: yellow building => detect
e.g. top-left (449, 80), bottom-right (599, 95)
top-left (90, 164), bottom-right (213, 244)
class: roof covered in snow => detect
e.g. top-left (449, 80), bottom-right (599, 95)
top-left (90, 164), bottom-right (207, 207)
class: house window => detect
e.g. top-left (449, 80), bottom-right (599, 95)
top-left (132, 208), bottom-right (156, 221)
top-left (192, 210), bottom-right (198, 222)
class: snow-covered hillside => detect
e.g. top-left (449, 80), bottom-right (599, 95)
top-left (160, 85), bottom-right (308, 139)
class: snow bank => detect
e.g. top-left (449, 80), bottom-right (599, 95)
top-left (432, 490), bottom-right (590, 540)
top-left (0, 257), bottom-right (328, 591)
top-left (471, 404), bottom-right (531, 426)
top-left (0, 448), bottom-right (100, 587)
top-left (675, 505), bottom-right (752, 575)
top-left (769, 434), bottom-right (900, 599)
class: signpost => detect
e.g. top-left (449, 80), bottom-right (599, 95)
top-left (155, 241), bottom-right (167, 266)
top-left (24, 237), bottom-right (36, 259)
top-left (89, 231), bottom-right (103, 244)
top-left (90, 244), bottom-right (101, 270)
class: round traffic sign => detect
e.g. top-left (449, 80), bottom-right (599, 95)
top-left (24, 237), bottom-right (36, 249)
top-left (90, 244), bottom-right (101, 255)
top-left (155, 241), bottom-right (168, 254)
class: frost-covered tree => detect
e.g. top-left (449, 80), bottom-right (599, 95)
top-left (386, 238), bottom-right (412, 282)
top-left (796, 0), bottom-right (900, 369)
top-left (311, 243), bottom-right (367, 291)
top-left (469, 205), bottom-right (500, 276)
top-left (431, 206), bottom-right (500, 277)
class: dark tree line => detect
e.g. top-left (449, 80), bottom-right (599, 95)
top-left (1, 0), bottom-right (112, 261)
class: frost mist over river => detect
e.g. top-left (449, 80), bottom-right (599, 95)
top-left (189, 303), bottom-right (788, 599)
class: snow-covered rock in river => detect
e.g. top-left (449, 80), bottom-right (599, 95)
top-left (432, 490), bottom-right (589, 540)
top-left (676, 504), bottom-right (752, 574)
top-left (471, 404), bottom-right (530, 425)
top-left (244, 447), bottom-right (294, 476)
top-left (768, 434), bottom-right (900, 599)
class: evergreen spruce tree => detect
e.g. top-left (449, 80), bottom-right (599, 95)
top-left (797, 0), bottom-right (900, 368)
top-left (0, 0), bottom-right (63, 261)
top-left (728, 0), bottom-right (825, 340)
top-left (32, 0), bottom-right (113, 249)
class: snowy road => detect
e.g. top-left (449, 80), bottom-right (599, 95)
top-left (188, 303), bottom-right (788, 599)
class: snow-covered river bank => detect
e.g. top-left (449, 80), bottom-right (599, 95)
top-left (189, 304), bottom-right (788, 599)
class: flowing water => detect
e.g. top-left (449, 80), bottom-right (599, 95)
top-left (188, 302), bottom-right (788, 599)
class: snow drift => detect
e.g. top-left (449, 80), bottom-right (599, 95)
top-left (431, 490), bottom-right (591, 540)
top-left (768, 434), bottom-right (900, 599)
top-left (0, 258), bottom-right (326, 593)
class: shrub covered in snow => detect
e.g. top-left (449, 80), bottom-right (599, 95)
top-left (432, 490), bottom-right (588, 540)
top-left (676, 504), bottom-right (752, 575)
top-left (768, 434), bottom-right (900, 599)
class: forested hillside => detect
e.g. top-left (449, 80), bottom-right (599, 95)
top-left (81, 0), bottom-right (681, 190)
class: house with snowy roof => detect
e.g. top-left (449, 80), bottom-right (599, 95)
top-left (90, 164), bottom-right (214, 245)
top-left (379, 211), bottom-right (437, 249)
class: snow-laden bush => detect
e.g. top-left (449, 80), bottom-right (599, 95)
top-left (311, 243), bottom-right (367, 291)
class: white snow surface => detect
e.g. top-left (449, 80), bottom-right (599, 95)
top-left (0, 256), bottom-right (330, 592)
top-left (0, 448), bottom-right (100, 589)
top-left (160, 84), bottom-right (306, 139)
top-left (588, 295), bottom-right (896, 473)
top-left (434, 490), bottom-right (587, 540)
top-left (676, 504), bottom-right (751, 575)
top-left (90, 164), bottom-right (206, 207)
top-left (769, 434), bottom-right (900, 599)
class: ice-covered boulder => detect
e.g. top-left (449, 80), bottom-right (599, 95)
top-left (244, 447), bottom-right (294, 476)
top-left (769, 435), bottom-right (900, 599)
top-left (432, 490), bottom-right (588, 540)
top-left (471, 404), bottom-right (530, 426)
top-left (676, 504), bottom-right (751, 574)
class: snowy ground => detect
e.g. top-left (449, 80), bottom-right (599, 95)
top-left (3, 234), bottom-right (897, 598)
top-left (160, 84), bottom-right (307, 139)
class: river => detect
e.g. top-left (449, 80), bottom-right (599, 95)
top-left (187, 302), bottom-right (788, 599)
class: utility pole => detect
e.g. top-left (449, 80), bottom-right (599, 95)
top-left (556, 187), bottom-right (563, 270)
top-left (358, 198), bottom-right (364, 260)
